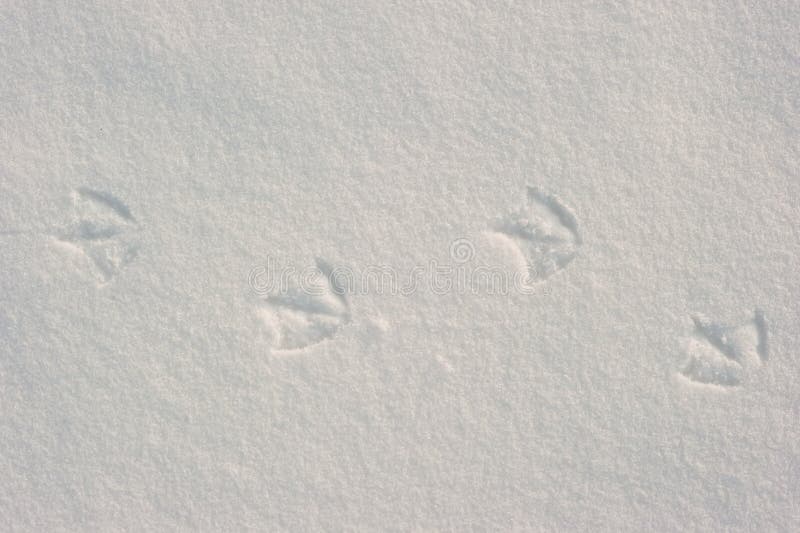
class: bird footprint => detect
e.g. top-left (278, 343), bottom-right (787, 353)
top-left (257, 258), bottom-right (350, 352)
top-left (679, 309), bottom-right (768, 388)
top-left (56, 188), bottom-right (140, 284)
top-left (489, 186), bottom-right (582, 282)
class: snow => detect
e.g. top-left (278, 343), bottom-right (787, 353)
top-left (1, 2), bottom-right (799, 530)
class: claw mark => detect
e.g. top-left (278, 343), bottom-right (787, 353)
top-left (679, 309), bottom-right (769, 389)
top-left (489, 186), bottom-right (581, 282)
top-left (690, 315), bottom-right (742, 364)
top-left (257, 258), bottom-right (350, 352)
top-left (753, 309), bottom-right (769, 362)
top-left (526, 187), bottom-right (582, 245)
top-left (75, 187), bottom-right (136, 222)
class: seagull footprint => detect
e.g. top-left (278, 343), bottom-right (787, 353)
top-left (257, 258), bottom-right (350, 352)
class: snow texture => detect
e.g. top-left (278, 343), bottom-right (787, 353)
top-left (1, 2), bottom-right (799, 531)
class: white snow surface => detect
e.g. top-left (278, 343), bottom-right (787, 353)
top-left (1, 2), bottom-right (799, 531)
